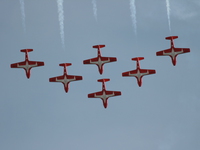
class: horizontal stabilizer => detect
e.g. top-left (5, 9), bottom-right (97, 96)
top-left (59, 63), bottom-right (72, 67)
top-left (165, 36), bottom-right (178, 40)
top-left (132, 57), bottom-right (144, 61)
top-left (93, 45), bottom-right (105, 49)
top-left (20, 49), bottom-right (33, 53)
top-left (97, 78), bottom-right (110, 82)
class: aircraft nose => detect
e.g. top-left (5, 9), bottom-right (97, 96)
top-left (64, 85), bottom-right (69, 93)
top-left (103, 101), bottom-right (108, 108)
top-left (26, 72), bottom-right (30, 79)
top-left (137, 80), bottom-right (142, 87)
top-left (172, 59), bottom-right (176, 66)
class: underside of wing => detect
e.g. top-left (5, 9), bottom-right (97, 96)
top-left (140, 69), bottom-right (156, 75)
top-left (122, 70), bottom-right (137, 76)
top-left (28, 61), bottom-right (44, 67)
top-left (101, 56), bottom-right (117, 62)
top-left (106, 90), bottom-right (121, 96)
top-left (174, 48), bottom-right (190, 53)
top-left (49, 75), bottom-right (64, 82)
top-left (156, 48), bottom-right (171, 56)
top-left (83, 57), bottom-right (98, 64)
top-left (88, 91), bottom-right (103, 98)
top-left (67, 75), bottom-right (83, 81)
top-left (10, 61), bottom-right (26, 68)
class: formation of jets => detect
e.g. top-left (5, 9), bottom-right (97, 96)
top-left (10, 36), bottom-right (190, 108)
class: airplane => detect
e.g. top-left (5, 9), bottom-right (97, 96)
top-left (10, 49), bottom-right (44, 78)
top-left (122, 57), bottom-right (156, 87)
top-left (156, 36), bottom-right (190, 66)
top-left (49, 63), bottom-right (83, 93)
top-left (88, 78), bottom-right (121, 108)
top-left (83, 45), bottom-right (117, 74)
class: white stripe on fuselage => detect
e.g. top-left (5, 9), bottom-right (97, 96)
top-left (90, 57), bottom-right (110, 70)
top-left (56, 75), bottom-right (76, 86)
top-left (129, 69), bottom-right (149, 81)
top-left (163, 48), bottom-right (183, 60)
top-left (17, 61), bottom-right (38, 72)
top-left (94, 91), bottom-right (114, 103)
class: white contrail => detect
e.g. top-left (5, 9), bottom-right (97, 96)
top-left (166, 0), bottom-right (171, 33)
top-left (92, 0), bottom-right (97, 21)
top-left (130, 0), bottom-right (137, 36)
top-left (57, 0), bottom-right (65, 49)
top-left (19, 0), bottom-right (26, 33)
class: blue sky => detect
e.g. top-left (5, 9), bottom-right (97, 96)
top-left (0, 0), bottom-right (200, 150)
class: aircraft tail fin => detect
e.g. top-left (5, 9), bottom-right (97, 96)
top-left (97, 78), bottom-right (110, 83)
top-left (132, 57), bottom-right (144, 61)
top-left (20, 49), bottom-right (33, 53)
top-left (59, 63), bottom-right (72, 67)
top-left (165, 36), bottom-right (178, 40)
top-left (93, 45), bottom-right (105, 49)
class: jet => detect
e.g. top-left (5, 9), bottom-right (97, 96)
top-left (83, 45), bottom-right (117, 74)
top-left (156, 36), bottom-right (190, 66)
top-left (88, 78), bottom-right (121, 108)
top-left (10, 49), bottom-right (44, 78)
top-left (49, 63), bottom-right (83, 93)
top-left (122, 57), bottom-right (156, 87)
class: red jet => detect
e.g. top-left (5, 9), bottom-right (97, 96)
top-left (49, 63), bottom-right (83, 93)
top-left (83, 45), bottom-right (117, 74)
top-left (10, 49), bottom-right (44, 78)
top-left (88, 79), bottom-right (121, 108)
top-left (122, 57), bottom-right (156, 87)
top-left (156, 36), bottom-right (190, 66)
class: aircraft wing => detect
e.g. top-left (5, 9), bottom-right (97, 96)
top-left (49, 75), bottom-right (65, 82)
top-left (122, 69), bottom-right (155, 77)
top-left (49, 75), bottom-right (82, 82)
top-left (11, 61), bottom-right (44, 68)
top-left (88, 90), bottom-right (121, 98)
top-left (122, 70), bottom-right (137, 76)
top-left (67, 75), bottom-right (83, 81)
top-left (10, 61), bottom-right (26, 68)
top-left (83, 57), bottom-right (98, 64)
top-left (156, 47), bottom-right (190, 56)
top-left (105, 90), bottom-right (121, 97)
top-left (174, 47), bottom-right (190, 53)
top-left (156, 48), bottom-right (171, 56)
top-left (140, 69), bottom-right (156, 75)
top-left (88, 91), bottom-right (103, 98)
top-left (101, 56), bottom-right (117, 63)
top-left (83, 56), bottom-right (117, 64)
top-left (28, 60), bottom-right (44, 67)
